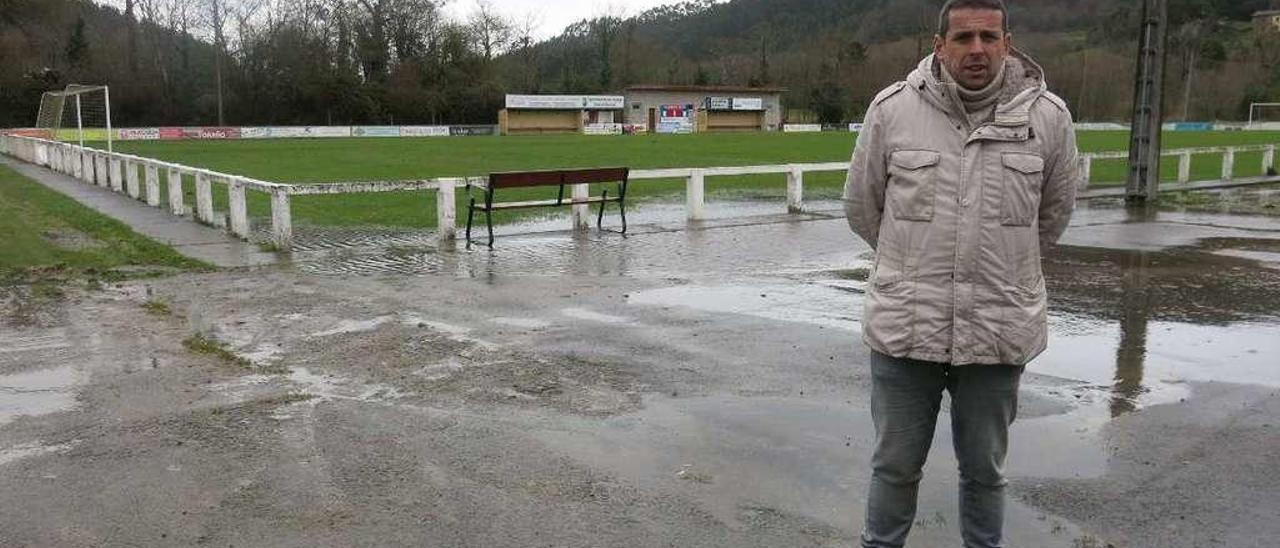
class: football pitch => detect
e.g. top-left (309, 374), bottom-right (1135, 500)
top-left (105, 131), bottom-right (1280, 230)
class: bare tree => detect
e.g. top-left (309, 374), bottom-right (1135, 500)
top-left (468, 0), bottom-right (512, 61)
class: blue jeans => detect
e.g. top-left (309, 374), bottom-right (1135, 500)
top-left (861, 351), bottom-right (1023, 548)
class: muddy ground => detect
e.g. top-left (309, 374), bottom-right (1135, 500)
top-left (2, 194), bottom-right (1279, 547)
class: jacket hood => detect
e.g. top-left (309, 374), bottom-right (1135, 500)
top-left (906, 48), bottom-right (1047, 127)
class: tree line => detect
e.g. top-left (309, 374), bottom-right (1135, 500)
top-left (1, 0), bottom-right (1278, 128)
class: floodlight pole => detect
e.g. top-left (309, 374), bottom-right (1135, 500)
top-left (1126, 0), bottom-right (1168, 204)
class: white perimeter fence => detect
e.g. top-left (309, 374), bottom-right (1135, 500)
top-left (1, 134), bottom-right (1276, 252)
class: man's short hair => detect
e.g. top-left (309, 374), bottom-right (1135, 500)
top-left (937, 0), bottom-right (1009, 36)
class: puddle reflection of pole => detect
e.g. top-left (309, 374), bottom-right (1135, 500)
top-left (1113, 248), bottom-right (1153, 417)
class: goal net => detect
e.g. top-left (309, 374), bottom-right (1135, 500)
top-left (1247, 102), bottom-right (1280, 130)
top-left (35, 84), bottom-right (113, 151)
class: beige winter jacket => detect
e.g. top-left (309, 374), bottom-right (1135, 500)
top-left (843, 50), bottom-right (1080, 366)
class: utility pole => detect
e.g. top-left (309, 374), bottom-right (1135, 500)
top-left (1126, 0), bottom-right (1168, 204)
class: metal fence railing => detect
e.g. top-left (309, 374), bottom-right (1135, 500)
top-left (2, 133), bottom-right (1276, 252)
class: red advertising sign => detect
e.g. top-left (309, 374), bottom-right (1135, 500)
top-left (3, 128), bottom-right (54, 139)
top-left (159, 127), bottom-right (185, 140)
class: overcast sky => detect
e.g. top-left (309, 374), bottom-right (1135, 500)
top-left (443, 0), bottom-right (690, 39)
top-left (94, 1), bottom-right (700, 41)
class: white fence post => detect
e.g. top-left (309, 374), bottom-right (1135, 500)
top-left (195, 172), bottom-right (214, 224)
top-left (95, 154), bottom-right (109, 187)
top-left (79, 151), bottom-right (92, 183)
top-left (687, 169), bottom-right (706, 221)
top-left (145, 164), bottom-right (161, 207)
top-left (1264, 145), bottom-right (1275, 175)
top-left (228, 179), bottom-right (249, 239)
top-left (1222, 148), bottom-right (1235, 181)
top-left (271, 189), bottom-right (292, 251)
top-left (109, 157), bottom-right (124, 191)
top-left (786, 165), bottom-right (804, 213)
top-left (1078, 156), bottom-right (1093, 189)
top-left (1178, 152), bottom-right (1192, 183)
top-left (125, 160), bottom-right (141, 199)
top-left (167, 168), bottom-right (185, 215)
top-left (436, 179), bottom-right (456, 247)
top-left (571, 183), bottom-right (590, 230)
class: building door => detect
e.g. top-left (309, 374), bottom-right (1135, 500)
top-left (648, 108), bottom-right (656, 132)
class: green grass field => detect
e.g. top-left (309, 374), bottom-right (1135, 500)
top-left (0, 164), bottom-right (207, 282)
top-left (102, 131), bottom-right (1280, 231)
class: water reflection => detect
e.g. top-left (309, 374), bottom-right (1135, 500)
top-left (1112, 249), bottom-right (1151, 416)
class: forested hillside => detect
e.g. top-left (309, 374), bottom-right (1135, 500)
top-left (2, 0), bottom-right (1278, 127)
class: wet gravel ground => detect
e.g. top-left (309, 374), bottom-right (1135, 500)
top-left (2, 196), bottom-right (1279, 547)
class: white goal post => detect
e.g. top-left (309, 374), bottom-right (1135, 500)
top-left (1247, 102), bottom-right (1280, 130)
top-left (35, 84), bottom-right (113, 152)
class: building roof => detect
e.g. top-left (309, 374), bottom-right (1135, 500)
top-left (625, 84), bottom-right (788, 94)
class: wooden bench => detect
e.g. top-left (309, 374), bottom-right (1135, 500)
top-left (465, 167), bottom-right (630, 247)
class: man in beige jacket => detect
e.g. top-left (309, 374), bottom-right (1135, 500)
top-left (843, 1), bottom-right (1079, 546)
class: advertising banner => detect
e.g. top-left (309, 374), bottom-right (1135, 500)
top-left (583, 123), bottom-right (624, 136)
top-left (1073, 123), bottom-right (1128, 131)
top-left (783, 124), bottom-right (822, 133)
top-left (506, 95), bottom-right (625, 110)
top-left (159, 127), bottom-right (185, 140)
top-left (582, 96), bottom-right (626, 110)
top-left (118, 128), bottom-right (161, 140)
top-left (449, 125), bottom-right (497, 136)
top-left (199, 127), bottom-right (241, 139)
top-left (400, 126), bottom-right (451, 137)
top-left (268, 127), bottom-right (307, 138)
top-left (733, 97), bottom-right (764, 111)
top-left (353, 126), bottom-right (402, 137)
top-left (848, 123), bottom-right (865, 133)
top-left (304, 126), bottom-right (352, 138)
top-left (241, 127), bottom-right (271, 139)
top-left (657, 104), bottom-right (696, 134)
top-left (705, 97), bottom-right (732, 111)
top-left (5, 128), bottom-right (54, 139)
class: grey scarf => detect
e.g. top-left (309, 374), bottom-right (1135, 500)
top-left (939, 58), bottom-right (1007, 129)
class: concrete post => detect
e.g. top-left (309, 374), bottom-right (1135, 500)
top-left (1221, 148), bottom-right (1235, 180)
top-left (687, 169), bottom-right (706, 221)
top-left (571, 183), bottom-right (590, 230)
top-left (436, 179), bottom-right (457, 247)
top-left (125, 160), bottom-right (141, 199)
top-left (195, 172), bottom-right (214, 224)
top-left (167, 169), bottom-right (185, 215)
top-left (271, 189), bottom-right (292, 251)
top-left (80, 151), bottom-right (92, 183)
top-left (1078, 156), bottom-right (1093, 189)
top-left (228, 179), bottom-right (249, 239)
top-left (145, 164), bottom-right (161, 207)
top-left (1264, 145), bottom-right (1275, 175)
top-left (109, 157), bottom-right (124, 191)
top-left (786, 165), bottom-right (804, 213)
top-left (95, 154), bottom-right (109, 187)
top-left (1178, 152), bottom-right (1191, 183)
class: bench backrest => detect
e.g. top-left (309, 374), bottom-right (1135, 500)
top-left (489, 167), bottom-right (628, 189)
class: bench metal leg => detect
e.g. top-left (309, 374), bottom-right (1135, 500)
top-left (465, 197), bottom-right (476, 247)
top-left (597, 190), bottom-right (608, 230)
top-left (486, 209), bottom-right (494, 248)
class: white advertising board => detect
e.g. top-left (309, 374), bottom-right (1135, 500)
top-left (400, 126), bottom-right (451, 137)
top-left (733, 97), bottom-right (764, 111)
top-left (506, 95), bottom-right (625, 110)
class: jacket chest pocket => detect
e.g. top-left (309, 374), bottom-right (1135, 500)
top-left (999, 152), bottom-right (1045, 226)
top-left (887, 149), bottom-right (941, 221)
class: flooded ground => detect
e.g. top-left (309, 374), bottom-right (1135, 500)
top-left (2, 190), bottom-right (1279, 547)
